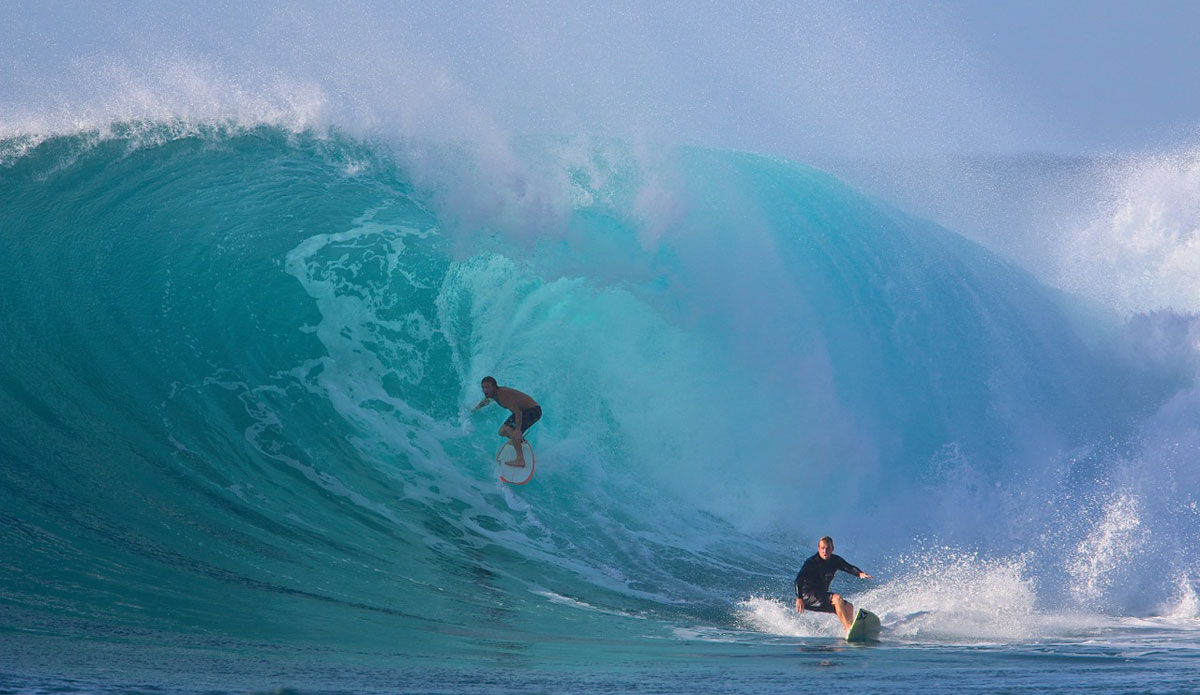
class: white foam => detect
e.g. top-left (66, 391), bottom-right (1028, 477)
top-left (739, 549), bottom-right (1126, 644)
top-left (736, 596), bottom-right (840, 638)
top-left (1161, 575), bottom-right (1200, 619)
top-left (1055, 148), bottom-right (1200, 315)
top-left (1068, 493), bottom-right (1148, 604)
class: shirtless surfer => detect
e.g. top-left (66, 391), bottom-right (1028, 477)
top-left (473, 377), bottom-right (541, 467)
top-left (794, 536), bottom-right (872, 631)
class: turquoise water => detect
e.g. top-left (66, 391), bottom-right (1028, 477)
top-left (2, 125), bottom-right (1200, 693)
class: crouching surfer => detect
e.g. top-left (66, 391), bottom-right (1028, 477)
top-left (472, 376), bottom-right (541, 467)
top-left (794, 536), bottom-right (872, 631)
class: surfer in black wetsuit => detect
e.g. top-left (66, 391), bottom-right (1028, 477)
top-left (794, 536), bottom-right (872, 631)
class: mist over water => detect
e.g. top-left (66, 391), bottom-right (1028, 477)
top-left (2, 2), bottom-right (1200, 682)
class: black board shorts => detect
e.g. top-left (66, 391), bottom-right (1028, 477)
top-left (503, 406), bottom-right (542, 433)
top-left (801, 592), bottom-right (837, 613)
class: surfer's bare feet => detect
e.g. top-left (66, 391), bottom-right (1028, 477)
top-left (505, 459), bottom-right (527, 467)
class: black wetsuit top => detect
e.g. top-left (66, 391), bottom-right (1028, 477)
top-left (794, 553), bottom-right (863, 612)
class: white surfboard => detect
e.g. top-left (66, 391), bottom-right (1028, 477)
top-left (496, 438), bottom-right (536, 485)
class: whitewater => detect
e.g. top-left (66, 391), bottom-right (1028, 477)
top-left (4, 6), bottom-right (1200, 695)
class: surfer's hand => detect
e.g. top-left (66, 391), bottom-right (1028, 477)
top-left (794, 598), bottom-right (804, 613)
top-left (859, 572), bottom-right (871, 579)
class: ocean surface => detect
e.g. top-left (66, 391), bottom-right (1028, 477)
top-left (2, 122), bottom-right (1199, 694)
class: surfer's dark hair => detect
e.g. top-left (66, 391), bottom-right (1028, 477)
top-left (481, 376), bottom-right (498, 387)
top-left (820, 536), bottom-right (834, 546)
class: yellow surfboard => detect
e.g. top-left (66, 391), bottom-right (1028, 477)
top-left (845, 607), bottom-right (881, 642)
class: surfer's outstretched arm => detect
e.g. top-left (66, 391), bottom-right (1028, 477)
top-left (472, 397), bottom-right (492, 412)
top-left (837, 556), bottom-right (871, 580)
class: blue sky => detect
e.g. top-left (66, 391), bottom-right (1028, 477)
top-left (2, 1), bottom-right (1199, 158)
top-left (936, 0), bottom-right (1200, 154)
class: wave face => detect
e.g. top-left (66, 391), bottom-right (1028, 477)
top-left (1, 125), bottom-right (1197, 659)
